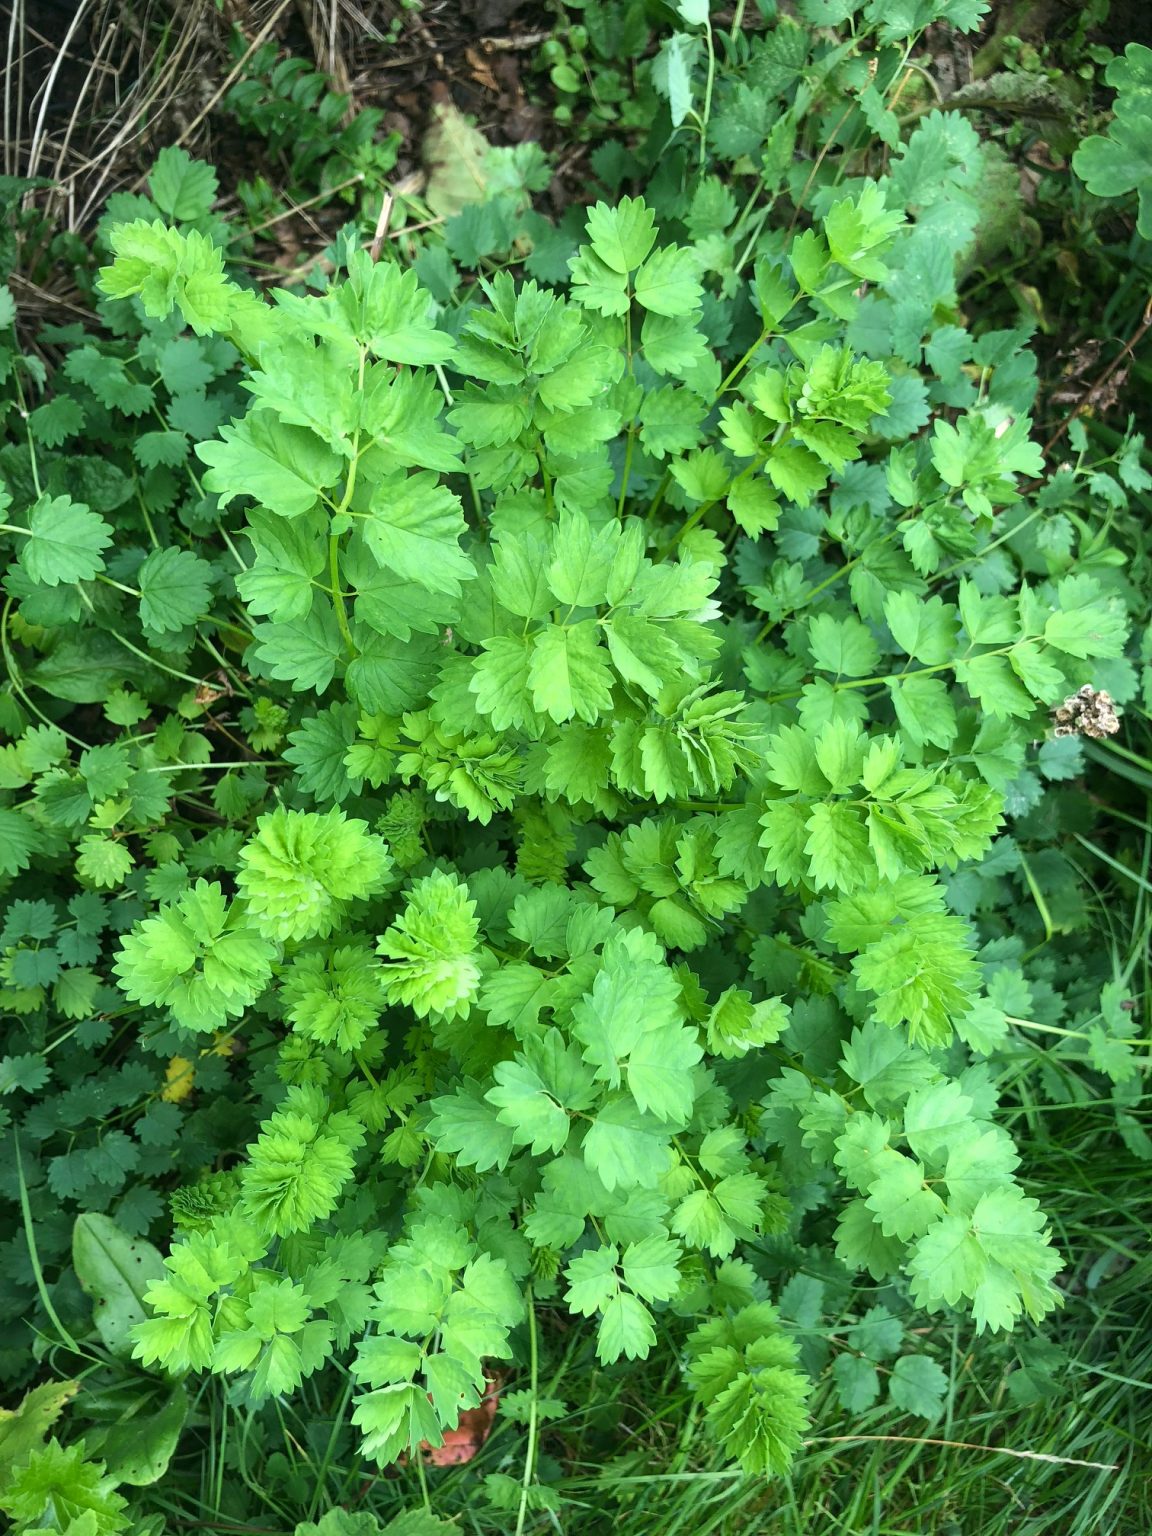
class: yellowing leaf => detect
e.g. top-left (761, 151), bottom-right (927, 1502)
top-left (0, 1379), bottom-right (80, 1472)
top-left (162, 1055), bottom-right (195, 1102)
top-left (422, 101), bottom-right (492, 217)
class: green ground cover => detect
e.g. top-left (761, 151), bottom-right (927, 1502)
top-left (0, 2), bottom-right (1149, 1531)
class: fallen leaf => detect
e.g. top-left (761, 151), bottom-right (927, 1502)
top-left (161, 1055), bottom-right (195, 1103)
top-left (423, 100), bottom-right (492, 217)
top-left (423, 1374), bottom-right (501, 1465)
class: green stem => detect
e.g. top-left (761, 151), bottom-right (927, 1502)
top-left (330, 532), bottom-right (356, 656)
top-left (213, 1397), bottom-right (229, 1514)
top-left (755, 552), bottom-right (869, 641)
top-left (354, 1052), bottom-right (380, 1087)
top-left (306, 1374), bottom-right (356, 1521)
top-left (9, 364), bottom-right (43, 496)
top-left (75, 588), bottom-right (213, 688)
top-left (932, 505), bottom-right (1045, 582)
top-left (615, 298), bottom-right (639, 516)
top-left (1017, 851), bottom-right (1054, 954)
top-left (141, 761), bottom-right (262, 774)
top-left (671, 459), bottom-right (762, 550)
top-left (644, 470), bottom-right (672, 525)
top-left (327, 348), bottom-right (368, 659)
top-left (1094, 737), bottom-right (1152, 773)
top-left (699, 16), bottom-right (716, 172)
top-left (219, 525), bottom-right (250, 571)
top-left (15, 1132), bottom-right (82, 1354)
top-left (727, 179), bottom-right (769, 251)
top-left (198, 629), bottom-right (254, 695)
top-left (1007, 1015), bottom-right (1143, 1047)
top-left (732, 201), bottom-right (779, 279)
top-left (415, 1440), bottom-right (432, 1513)
top-left (719, 329), bottom-right (770, 395)
top-left (515, 1286), bottom-right (540, 1536)
top-left (763, 642), bottom-right (1023, 706)
top-left (95, 573), bottom-right (142, 598)
top-left (136, 492), bottom-right (161, 550)
top-left (617, 428), bottom-right (636, 518)
top-left (787, 99), bottom-right (857, 232)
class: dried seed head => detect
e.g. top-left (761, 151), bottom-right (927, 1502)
top-left (1050, 685), bottom-right (1120, 740)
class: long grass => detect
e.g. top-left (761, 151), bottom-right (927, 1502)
top-left (141, 1112), bottom-right (1149, 1536)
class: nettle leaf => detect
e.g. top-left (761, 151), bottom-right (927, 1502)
top-left (115, 879), bottom-right (277, 1032)
top-left (888, 1354), bottom-right (948, 1419)
top-left (833, 1352), bottom-right (881, 1412)
top-left (1044, 574), bottom-right (1128, 659)
top-left (363, 475), bottom-right (473, 597)
top-left (0, 1052), bottom-right (50, 1094)
top-left (149, 146), bottom-right (219, 221)
top-left (634, 246), bottom-right (704, 317)
top-left (583, 1097), bottom-right (674, 1191)
top-left (643, 312), bottom-right (711, 378)
top-left (137, 547), bottom-right (214, 634)
top-left (251, 604), bottom-right (346, 693)
top-left (378, 869), bottom-right (481, 1019)
top-left (804, 803), bottom-right (870, 891)
top-left (238, 508), bottom-right (326, 622)
top-left (890, 675), bottom-right (958, 749)
top-left (528, 624), bottom-right (615, 724)
top-left (0, 809), bottom-right (44, 875)
top-left (853, 912), bottom-right (980, 1049)
top-left (29, 394), bottom-right (86, 448)
top-left (585, 196), bottom-right (657, 273)
top-left (686, 1304), bottom-right (810, 1476)
top-left (284, 702), bottom-right (362, 803)
top-left (18, 495), bottom-right (113, 586)
top-left (572, 942), bottom-right (702, 1121)
top-left (546, 511), bottom-right (618, 608)
top-left (133, 428), bottom-right (190, 469)
top-left (824, 185), bottom-right (905, 281)
top-left (198, 414), bottom-right (344, 517)
top-left (884, 591), bottom-right (958, 664)
top-left (568, 247), bottom-right (631, 315)
top-left (336, 253), bottom-right (455, 364)
top-left (808, 614), bottom-right (880, 677)
top-left (428, 1081), bottom-right (516, 1171)
top-left (596, 1291), bottom-right (657, 1363)
top-left (486, 1059), bottom-right (571, 1155)
top-left (640, 386), bottom-right (707, 459)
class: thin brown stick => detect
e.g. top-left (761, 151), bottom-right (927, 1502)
top-left (26, 0), bottom-right (95, 178)
top-left (123, 0), bottom-right (296, 190)
top-left (243, 173), bottom-right (366, 235)
top-left (50, 0), bottom-right (217, 227)
top-left (49, 5), bottom-right (123, 188)
top-left (4, 0), bottom-right (25, 178)
top-left (1042, 296), bottom-right (1152, 459)
top-left (369, 188), bottom-right (395, 262)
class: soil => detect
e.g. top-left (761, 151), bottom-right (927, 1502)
top-left (5, 0), bottom-right (563, 213)
top-left (7, 0), bottom-right (1150, 443)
